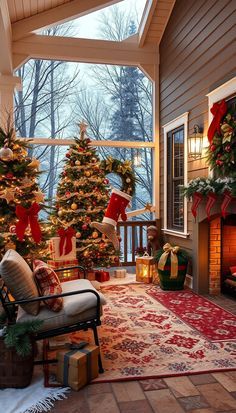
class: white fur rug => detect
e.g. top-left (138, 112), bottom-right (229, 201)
top-left (0, 369), bottom-right (70, 413)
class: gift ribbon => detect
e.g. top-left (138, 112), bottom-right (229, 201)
top-left (58, 227), bottom-right (76, 256)
top-left (158, 243), bottom-right (180, 279)
top-left (207, 100), bottom-right (227, 143)
top-left (15, 202), bottom-right (41, 243)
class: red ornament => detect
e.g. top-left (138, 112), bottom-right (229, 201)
top-left (217, 153), bottom-right (222, 158)
top-left (85, 216), bottom-right (91, 223)
top-left (82, 223), bottom-right (88, 230)
top-left (210, 144), bottom-right (216, 151)
top-left (104, 178), bottom-right (109, 184)
top-left (66, 153), bottom-right (71, 158)
top-left (65, 191), bottom-right (71, 198)
top-left (216, 160), bottom-right (223, 166)
top-left (225, 145), bottom-right (231, 152)
top-left (113, 256), bottom-right (119, 263)
top-left (63, 171), bottom-right (67, 176)
top-left (5, 172), bottom-right (14, 179)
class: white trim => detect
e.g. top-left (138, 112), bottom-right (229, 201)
top-left (18, 137), bottom-right (154, 148)
top-left (102, 217), bottom-right (116, 226)
top-left (163, 112), bottom-right (188, 235)
top-left (112, 188), bottom-right (132, 201)
top-left (206, 77), bottom-right (236, 177)
top-left (161, 229), bottom-right (190, 239)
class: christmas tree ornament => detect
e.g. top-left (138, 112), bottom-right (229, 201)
top-left (75, 160), bottom-right (81, 166)
top-left (91, 157), bottom-right (96, 163)
top-left (71, 203), bottom-right (78, 210)
top-left (5, 172), bottom-right (14, 180)
top-left (22, 176), bottom-right (33, 187)
top-left (0, 188), bottom-right (15, 203)
top-left (92, 231), bottom-right (99, 239)
top-left (28, 158), bottom-right (40, 170)
top-left (33, 190), bottom-right (45, 203)
top-left (76, 231), bottom-right (81, 238)
top-left (85, 171), bottom-right (91, 177)
top-left (65, 191), bottom-right (71, 198)
top-left (58, 209), bottom-right (64, 217)
top-left (15, 202), bottom-right (42, 243)
top-left (126, 178), bottom-right (131, 183)
top-left (82, 223), bottom-right (88, 230)
top-left (0, 144), bottom-right (13, 161)
top-left (91, 188), bottom-right (131, 250)
top-left (9, 225), bottom-right (16, 234)
top-left (66, 153), bottom-right (71, 158)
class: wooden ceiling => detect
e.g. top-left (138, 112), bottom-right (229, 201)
top-left (7, 0), bottom-right (71, 23)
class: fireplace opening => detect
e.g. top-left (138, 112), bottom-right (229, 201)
top-left (221, 214), bottom-right (236, 296)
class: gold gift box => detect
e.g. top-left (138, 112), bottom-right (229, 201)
top-left (56, 344), bottom-right (99, 391)
top-left (136, 256), bottom-right (156, 283)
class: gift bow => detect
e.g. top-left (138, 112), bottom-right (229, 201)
top-left (15, 202), bottom-right (42, 243)
top-left (58, 227), bottom-right (76, 256)
top-left (207, 100), bottom-right (227, 143)
top-left (158, 243), bottom-right (180, 279)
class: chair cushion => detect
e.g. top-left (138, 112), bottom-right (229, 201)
top-left (0, 249), bottom-right (39, 315)
top-left (61, 279), bottom-right (106, 316)
top-left (33, 260), bottom-right (63, 312)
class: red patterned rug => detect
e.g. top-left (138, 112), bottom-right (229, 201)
top-left (147, 287), bottom-right (236, 342)
top-left (46, 284), bottom-right (236, 383)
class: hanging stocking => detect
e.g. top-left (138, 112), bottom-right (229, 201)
top-left (191, 192), bottom-right (203, 220)
top-left (221, 190), bottom-right (233, 219)
top-left (91, 188), bottom-right (131, 250)
top-left (205, 192), bottom-right (217, 220)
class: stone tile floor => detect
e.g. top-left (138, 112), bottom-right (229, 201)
top-left (50, 293), bottom-right (236, 413)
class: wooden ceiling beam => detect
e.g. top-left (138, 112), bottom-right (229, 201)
top-left (138, 0), bottom-right (158, 47)
top-left (12, 0), bottom-right (123, 41)
top-left (12, 34), bottom-right (158, 70)
top-left (0, 0), bottom-right (12, 74)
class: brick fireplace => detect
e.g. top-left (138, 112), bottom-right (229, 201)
top-left (209, 215), bottom-right (236, 295)
top-left (192, 199), bottom-right (236, 295)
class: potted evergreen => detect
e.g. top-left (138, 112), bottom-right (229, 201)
top-left (155, 243), bottom-right (189, 290)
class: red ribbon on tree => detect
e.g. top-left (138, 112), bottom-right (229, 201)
top-left (58, 227), bottom-right (76, 256)
top-left (207, 100), bottom-right (227, 143)
top-left (205, 192), bottom-right (217, 220)
top-left (15, 202), bottom-right (42, 243)
top-left (221, 190), bottom-right (233, 219)
top-left (191, 192), bottom-right (203, 219)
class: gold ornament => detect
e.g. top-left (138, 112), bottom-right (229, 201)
top-left (58, 209), bottom-right (64, 217)
top-left (5, 241), bottom-right (16, 251)
top-left (76, 231), bottom-right (81, 238)
top-left (0, 145), bottom-right (13, 161)
top-left (79, 190), bottom-right (84, 195)
top-left (105, 156), bottom-right (114, 172)
top-left (85, 171), bottom-right (91, 177)
top-left (83, 250), bottom-right (89, 257)
top-left (126, 178), bottom-right (131, 183)
top-left (33, 190), bottom-right (45, 203)
top-left (28, 158), bottom-right (40, 170)
top-left (0, 188), bottom-right (15, 203)
top-left (71, 203), bottom-right (78, 210)
top-left (92, 231), bottom-right (99, 239)
top-left (75, 160), bottom-right (81, 166)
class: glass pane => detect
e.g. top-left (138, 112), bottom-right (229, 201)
top-left (173, 180), bottom-right (184, 229)
top-left (173, 129), bottom-right (184, 178)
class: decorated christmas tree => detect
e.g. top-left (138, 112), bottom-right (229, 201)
top-left (0, 121), bottom-right (47, 260)
top-left (50, 122), bottom-right (119, 269)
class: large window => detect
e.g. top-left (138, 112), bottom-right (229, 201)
top-left (167, 127), bottom-right (184, 231)
top-left (163, 113), bottom-right (188, 238)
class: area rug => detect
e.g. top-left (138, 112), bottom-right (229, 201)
top-left (45, 283), bottom-right (236, 384)
top-left (0, 368), bottom-right (70, 413)
top-left (147, 287), bottom-right (236, 342)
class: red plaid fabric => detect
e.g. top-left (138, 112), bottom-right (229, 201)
top-left (33, 260), bottom-right (63, 312)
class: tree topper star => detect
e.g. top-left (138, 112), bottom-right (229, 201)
top-left (145, 202), bottom-right (153, 212)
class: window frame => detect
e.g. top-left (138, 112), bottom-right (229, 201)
top-left (163, 112), bottom-right (189, 238)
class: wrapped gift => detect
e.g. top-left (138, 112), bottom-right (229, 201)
top-left (156, 243), bottom-right (188, 290)
top-left (56, 342), bottom-right (99, 391)
top-left (114, 269), bottom-right (126, 278)
top-left (136, 254), bottom-right (156, 283)
top-left (48, 236), bottom-right (76, 261)
top-left (95, 270), bottom-right (110, 282)
top-left (48, 259), bottom-right (79, 282)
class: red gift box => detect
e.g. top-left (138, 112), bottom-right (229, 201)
top-left (95, 270), bottom-right (110, 282)
top-left (47, 259), bottom-right (79, 282)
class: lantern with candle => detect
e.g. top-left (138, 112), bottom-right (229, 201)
top-left (136, 253), bottom-right (156, 283)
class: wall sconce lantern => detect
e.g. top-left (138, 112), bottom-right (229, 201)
top-left (136, 255), bottom-right (156, 283)
top-left (188, 125), bottom-right (203, 159)
top-left (133, 149), bottom-right (142, 167)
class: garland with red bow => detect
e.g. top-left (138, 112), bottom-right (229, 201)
top-left (206, 100), bottom-right (236, 177)
top-left (15, 202), bottom-right (42, 243)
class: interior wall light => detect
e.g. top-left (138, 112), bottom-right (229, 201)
top-left (133, 149), bottom-right (142, 167)
top-left (188, 125), bottom-right (203, 159)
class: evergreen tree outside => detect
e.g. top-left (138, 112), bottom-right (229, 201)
top-left (0, 123), bottom-right (48, 260)
top-left (50, 123), bottom-right (119, 269)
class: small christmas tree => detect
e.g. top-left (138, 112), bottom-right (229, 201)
top-left (0, 122), bottom-right (47, 260)
top-left (51, 122), bottom-right (119, 269)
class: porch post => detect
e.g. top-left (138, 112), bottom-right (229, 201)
top-left (153, 52), bottom-right (160, 219)
top-left (0, 74), bottom-right (21, 128)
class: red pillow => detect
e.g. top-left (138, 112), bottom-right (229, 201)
top-left (230, 266), bottom-right (236, 276)
top-left (33, 260), bottom-right (63, 312)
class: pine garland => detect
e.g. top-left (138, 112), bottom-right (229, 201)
top-left (4, 320), bottom-right (43, 357)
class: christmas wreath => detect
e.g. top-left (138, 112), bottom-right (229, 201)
top-left (101, 157), bottom-right (136, 196)
top-left (207, 100), bottom-right (236, 177)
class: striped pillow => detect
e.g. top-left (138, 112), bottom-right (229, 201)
top-left (33, 260), bottom-right (63, 312)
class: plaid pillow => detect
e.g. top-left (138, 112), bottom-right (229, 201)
top-left (33, 260), bottom-right (63, 312)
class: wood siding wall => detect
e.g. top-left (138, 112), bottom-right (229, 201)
top-left (159, 0), bottom-right (236, 258)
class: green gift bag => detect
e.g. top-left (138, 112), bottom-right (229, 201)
top-left (155, 243), bottom-right (188, 290)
